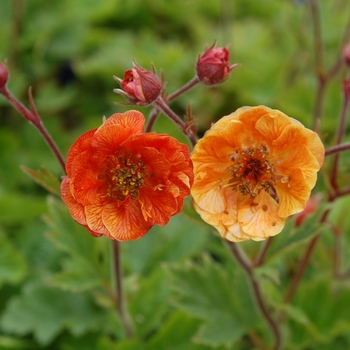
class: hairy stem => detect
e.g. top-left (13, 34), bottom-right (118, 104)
top-left (227, 242), bottom-right (282, 350)
top-left (166, 76), bottom-right (200, 103)
top-left (112, 241), bottom-right (134, 338)
top-left (146, 76), bottom-right (200, 132)
top-left (154, 96), bottom-right (198, 146)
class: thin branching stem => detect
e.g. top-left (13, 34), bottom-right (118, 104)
top-left (154, 96), bottom-right (198, 146)
top-left (253, 237), bottom-right (273, 267)
top-left (1, 86), bottom-right (66, 173)
top-left (325, 142), bottom-right (350, 156)
top-left (330, 90), bottom-right (350, 190)
top-left (227, 241), bottom-right (282, 350)
top-left (112, 241), bottom-right (134, 338)
top-left (146, 76), bottom-right (200, 132)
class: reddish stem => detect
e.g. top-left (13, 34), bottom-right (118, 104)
top-left (154, 96), bottom-right (198, 146)
top-left (325, 142), bottom-right (350, 156)
top-left (330, 90), bottom-right (350, 190)
top-left (227, 241), bottom-right (282, 350)
top-left (1, 87), bottom-right (66, 173)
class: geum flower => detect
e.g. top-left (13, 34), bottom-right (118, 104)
top-left (61, 110), bottom-right (193, 241)
top-left (191, 106), bottom-right (324, 242)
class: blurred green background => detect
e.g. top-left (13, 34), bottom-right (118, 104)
top-left (1, 0), bottom-right (350, 349)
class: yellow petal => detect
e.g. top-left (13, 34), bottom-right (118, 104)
top-left (276, 168), bottom-right (311, 217)
top-left (238, 191), bottom-right (285, 239)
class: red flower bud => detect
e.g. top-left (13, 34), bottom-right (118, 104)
top-left (114, 61), bottom-right (163, 105)
top-left (196, 41), bottom-right (239, 85)
top-left (0, 61), bottom-right (9, 90)
top-left (343, 44), bottom-right (350, 67)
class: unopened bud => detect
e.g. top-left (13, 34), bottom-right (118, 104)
top-left (343, 44), bottom-right (350, 67)
top-left (196, 41), bottom-right (239, 85)
top-left (114, 61), bottom-right (163, 105)
top-left (0, 61), bottom-right (9, 90)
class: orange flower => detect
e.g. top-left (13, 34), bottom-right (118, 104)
top-left (61, 110), bottom-right (193, 241)
top-left (191, 106), bottom-right (324, 242)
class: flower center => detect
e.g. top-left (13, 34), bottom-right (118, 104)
top-left (105, 152), bottom-right (145, 201)
top-left (228, 143), bottom-right (276, 199)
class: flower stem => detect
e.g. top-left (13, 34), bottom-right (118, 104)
top-left (166, 75), bottom-right (200, 103)
top-left (154, 96), bottom-right (198, 146)
top-left (112, 241), bottom-right (134, 338)
top-left (227, 241), bottom-right (282, 350)
top-left (146, 76), bottom-right (200, 133)
top-left (252, 237), bottom-right (273, 267)
top-left (330, 88), bottom-right (350, 190)
top-left (0, 86), bottom-right (66, 173)
top-left (325, 142), bottom-right (350, 156)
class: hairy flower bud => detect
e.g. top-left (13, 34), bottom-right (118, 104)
top-left (0, 61), bottom-right (9, 90)
top-left (114, 61), bottom-right (163, 105)
top-left (196, 41), bottom-right (239, 85)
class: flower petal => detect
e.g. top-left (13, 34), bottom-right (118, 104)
top-left (66, 129), bottom-right (96, 177)
top-left (238, 191), bottom-right (285, 240)
top-left (102, 200), bottom-right (152, 241)
top-left (273, 124), bottom-right (324, 167)
top-left (276, 168), bottom-right (311, 217)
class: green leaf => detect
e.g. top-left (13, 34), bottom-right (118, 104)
top-left (0, 194), bottom-right (47, 225)
top-left (265, 204), bottom-right (326, 262)
top-left (49, 258), bottom-right (102, 292)
top-left (128, 270), bottom-right (170, 338)
top-left (0, 281), bottom-right (107, 345)
top-left (20, 165), bottom-right (61, 195)
top-left (123, 213), bottom-right (210, 275)
top-left (166, 254), bottom-right (261, 348)
top-left (147, 311), bottom-right (224, 350)
top-left (44, 196), bottom-right (111, 293)
top-left (0, 231), bottom-right (27, 287)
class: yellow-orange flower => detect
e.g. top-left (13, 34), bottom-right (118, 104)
top-left (61, 110), bottom-right (193, 241)
top-left (191, 106), bottom-right (324, 242)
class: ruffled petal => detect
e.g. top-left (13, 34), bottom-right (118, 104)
top-left (102, 199), bottom-right (152, 241)
top-left (238, 191), bottom-right (285, 240)
top-left (276, 168), bottom-right (311, 217)
top-left (66, 129), bottom-right (96, 177)
top-left (138, 183), bottom-right (179, 226)
top-left (273, 124), bottom-right (324, 167)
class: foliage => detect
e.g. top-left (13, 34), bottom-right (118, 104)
top-left (1, 0), bottom-right (350, 349)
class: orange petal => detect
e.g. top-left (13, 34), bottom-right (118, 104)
top-left (61, 177), bottom-right (87, 226)
top-left (192, 170), bottom-right (228, 214)
top-left (276, 168), bottom-right (311, 217)
top-left (211, 106), bottom-right (270, 131)
top-left (254, 110), bottom-right (293, 145)
top-left (138, 183), bottom-right (179, 226)
top-left (85, 204), bottom-right (110, 236)
top-left (66, 129), bottom-right (96, 176)
top-left (238, 191), bottom-right (285, 240)
top-left (273, 124), bottom-right (324, 167)
top-left (101, 110), bottom-right (145, 135)
top-left (274, 144), bottom-right (320, 189)
top-left (71, 168), bottom-right (105, 205)
top-left (102, 200), bottom-right (152, 241)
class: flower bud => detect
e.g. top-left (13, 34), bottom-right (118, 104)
top-left (343, 44), bottom-right (350, 67)
top-left (0, 61), bottom-right (9, 90)
top-left (196, 41), bottom-right (238, 85)
top-left (114, 61), bottom-right (163, 105)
